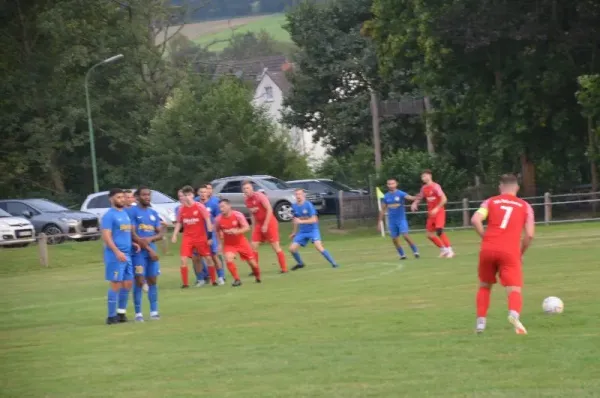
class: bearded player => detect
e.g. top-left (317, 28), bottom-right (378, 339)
top-left (214, 199), bottom-right (261, 286)
top-left (171, 186), bottom-right (221, 288)
top-left (243, 181), bottom-right (288, 273)
top-left (410, 170), bottom-right (455, 258)
top-left (471, 174), bottom-right (535, 335)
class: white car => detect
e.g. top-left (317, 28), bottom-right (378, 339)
top-left (0, 208), bottom-right (36, 247)
top-left (80, 190), bottom-right (178, 226)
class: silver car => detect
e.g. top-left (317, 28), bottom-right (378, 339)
top-left (211, 175), bottom-right (324, 222)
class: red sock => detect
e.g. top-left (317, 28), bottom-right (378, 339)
top-left (180, 266), bottom-right (189, 286)
top-left (428, 236), bottom-right (443, 248)
top-left (440, 233), bottom-right (451, 248)
top-left (251, 263), bottom-right (261, 280)
top-left (476, 287), bottom-right (491, 317)
top-left (276, 251), bottom-right (287, 272)
top-left (508, 291), bottom-right (522, 314)
top-left (226, 261), bottom-right (240, 280)
top-left (254, 251), bottom-right (259, 265)
top-left (208, 266), bottom-right (217, 283)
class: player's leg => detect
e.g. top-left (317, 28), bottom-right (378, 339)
top-left (500, 254), bottom-right (526, 334)
top-left (117, 257), bottom-right (133, 322)
top-left (247, 257), bottom-right (261, 283)
top-left (132, 255), bottom-right (146, 322)
top-left (145, 259), bottom-right (160, 320)
top-left (223, 250), bottom-right (242, 286)
top-left (312, 233), bottom-right (338, 268)
top-left (191, 252), bottom-right (204, 287)
top-left (476, 251), bottom-right (497, 333)
top-left (266, 222), bottom-right (287, 273)
top-left (436, 211), bottom-right (453, 257)
top-left (400, 219), bottom-right (419, 258)
top-left (197, 241), bottom-right (218, 285)
top-left (251, 226), bottom-right (263, 264)
top-left (425, 217), bottom-right (445, 256)
top-left (289, 236), bottom-right (306, 270)
top-left (105, 259), bottom-right (123, 324)
top-left (211, 236), bottom-right (225, 283)
top-left (389, 222), bottom-right (406, 259)
top-left (239, 242), bottom-right (261, 282)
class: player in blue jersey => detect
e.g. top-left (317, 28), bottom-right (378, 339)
top-left (289, 188), bottom-right (338, 270)
top-left (101, 188), bottom-right (139, 325)
top-left (378, 178), bottom-right (420, 260)
top-left (198, 185), bottom-right (225, 284)
top-left (130, 187), bottom-right (163, 321)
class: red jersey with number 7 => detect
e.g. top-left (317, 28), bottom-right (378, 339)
top-left (215, 211), bottom-right (249, 246)
top-left (477, 194), bottom-right (534, 255)
top-left (177, 202), bottom-right (210, 240)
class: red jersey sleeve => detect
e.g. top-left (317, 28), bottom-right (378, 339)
top-left (433, 183), bottom-right (445, 197)
top-left (258, 192), bottom-right (270, 209)
top-left (234, 211), bottom-right (249, 228)
top-left (196, 202), bottom-right (210, 221)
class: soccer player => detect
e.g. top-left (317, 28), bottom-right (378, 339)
top-left (171, 186), bottom-right (221, 288)
top-left (130, 187), bottom-right (163, 321)
top-left (471, 174), bottom-right (535, 335)
top-left (123, 189), bottom-right (149, 294)
top-left (242, 181), bottom-right (288, 273)
top-left (410, 169), bottom-right (455, 258)
top-left (101, 188), bottom-right (138, 324)
top-left (198, 185), bottom-right (226, 283)
top-left (215, 199), bottom-right (261, 285)
top-left (289, 188), bottom-right (338, 270)
top-left (378, 178), bottom-right (420, 259)
top-left (177, 189), bottom-right (207, 286)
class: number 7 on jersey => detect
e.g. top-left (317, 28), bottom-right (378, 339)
top-left (499, 205), bottom-right (514, 229)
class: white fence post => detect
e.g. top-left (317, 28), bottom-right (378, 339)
top-left (38, 233), bottom-right (49, 267)
top-left (337, 190), bottom-right (344, 229)
top-left (544, 192), bottom-right (552, 225)
top-left (462, 198), bottom-right (470, 227)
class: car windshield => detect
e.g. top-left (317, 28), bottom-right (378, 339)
top-left (0, 209), bottom-right (11, 217)
top-left (260, 178), bottom-right (291, 190)
top-left (28, 199), bottom-right (69, 212)
top-left (321, 180), bottom-right (352, 192)
top-left (151, 190), bottom-right (176, 204)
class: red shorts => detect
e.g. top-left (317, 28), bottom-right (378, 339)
top-left (478, 249), bottom-right (522, 287)
top-left (223, 240), bottom-right (255, 261)
top-left (251, 220), bottom-right (280, 243)
top-left (426, 210), bottom-right (446, 232)
top-left (180, 237), bottom-right (211, 258)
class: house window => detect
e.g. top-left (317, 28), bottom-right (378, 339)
top-left (265, 86), bottom-right (273, 102)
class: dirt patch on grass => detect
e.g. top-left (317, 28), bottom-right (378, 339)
top-left (164, 15), bottom-right (268, 42)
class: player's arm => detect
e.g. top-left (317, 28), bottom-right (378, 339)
top-left (521, 204), bottom-right (535, 256)
top-left (471, 200), bottom-right (489, 238)
top-left (260, 193), bottom-right (273, 229)
top-left (433, 184), bottom-right (447, 210)
top-left (200, 205), bottom-right (214, 240)
top-left (171, 212), bottom-right (182, 243)
top-left (101, 215), bottom-right (126, 260)
top-left (233, 213), bottom-right (251, 235)
top-left (296, 204), bottom-right (318, 224)
top-left (410, 188), bottom-right (424, 211)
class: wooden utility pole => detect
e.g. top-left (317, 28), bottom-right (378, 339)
top-left (370, 90), bottom-right (382, 174)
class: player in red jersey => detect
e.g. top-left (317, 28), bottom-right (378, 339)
top-left (471, 174), bottom-right (535, 335)
top-left (410, 169), bottom-right (455, 258)
top-left (171, 185), bottom-right (219, 288)
top-left (214, 199), bottom-right (261, 286)
top-left (242, 181), bottom-right (288, 273)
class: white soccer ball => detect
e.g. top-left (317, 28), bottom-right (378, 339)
top-left (542, 296), bottom-right (564, 314)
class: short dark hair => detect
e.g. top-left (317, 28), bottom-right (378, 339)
top-left (123, 189), bottom-right (132, 194)
top-left (181, 185), bottom-right (194, 194)
top-left (135, 186), bottom-right (150, 196)
top-left (219, 198), bottom-right (230, 204)
top-left (294, 188), bottom-right (304, 192)
top-left (205, 183), bottom-right (213, 188)
top-left (109, 188), bottom-right (123, 198)
top-left (387, 177), bottom-right (398, 182)
top-left (422, 169), bottom-right (432, 176)
top-left (241, 180), bottom-right (252, 187)
top-left (499, 174), bottom-right (519, 185)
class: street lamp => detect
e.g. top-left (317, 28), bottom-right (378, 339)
top-left (85, 54), bottom-right (124, 192)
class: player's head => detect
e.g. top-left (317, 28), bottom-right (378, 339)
top-left (180, 185), bottom-right (195, 205)
top-left (242, 180), bottom-right (254, 196)
top-left (295, 188), bottom-right (306, 203)
top-left (219, 198), bottom-right (231, 215)
top-left (386, 178), bottom-right (398, 191)
top-left (109, 188), bottom-right (125, 209)
top-left (177, 189), bottom-right (184, 203)
top-left (499, 174), bottom-right (519, 195)
top-left (123, 189), bottom-right (135, 206)
top-left (198, 185), bottom-right (209, 201)
top-left (206, 183), bottom-right (213, 196)
top-left (421, 169), bottom-right (433, 184)
top-left (135, 186), bottom-right (152, 207)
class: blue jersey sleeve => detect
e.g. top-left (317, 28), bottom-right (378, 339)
top-left (151, 209), bottom-right (161, 230)
top-left (101, 211), bottom-right (113, 231)
top-left (307, 202), bottom-right (317, 217)
top-left (397, 191), bottom-right (407, 199)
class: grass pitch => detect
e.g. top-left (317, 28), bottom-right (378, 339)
top-left (1, 223), bottom-right (599, 397)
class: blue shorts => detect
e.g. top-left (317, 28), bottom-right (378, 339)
top-left (104, 254), bottom-right (133, 282)
top-left (293, 230), bottom-right (322, 247)
top-left (388, 219), bottom-right (409, 238)
top-left (132, 252), bottom-right (160, 278)
top-left (210, 235), bottom-right (219, 255)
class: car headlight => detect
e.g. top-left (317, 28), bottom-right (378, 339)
top-left (59, 218), bottom-right (79, 225)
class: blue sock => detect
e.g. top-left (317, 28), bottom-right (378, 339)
top-left (410, 243), bottom-right (418, 253)
top-left (217, 267), bottom-right (225, 278)
top-left (148, 284), bottom-right (158, 313)
top-left (107, 289), bottom-right (118, 317)
top-left (133, 284), bottom-right (143, 314)
top-left (396, 246), bottom-right (406, 257)
top-left (321, 250), bottom-right (336, 266)
top-left (195, 270), bottom-right (204, 282)
top-left (291, 251), bottom-right (303, 265)
top-left (201, 260), bottom-right (208, 277)
top-left (118, 288), bottom-right (129, 312)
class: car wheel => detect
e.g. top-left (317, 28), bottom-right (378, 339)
top-left (274, 201), bottom-right (293, 222)
top-left (42, 224), bottom-right (65, 245)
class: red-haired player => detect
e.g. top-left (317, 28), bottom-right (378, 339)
top-left (242, 181), bottom-right (288, 273)
top-left (471, 174), bottom-right (535, 335)
top-left (410, 170), bottom-right (454, 258)
top-left (214, 199), bottom-right (261, 286)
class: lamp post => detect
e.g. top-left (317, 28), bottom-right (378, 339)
top-left (85, 54), bottom-right (124, 192)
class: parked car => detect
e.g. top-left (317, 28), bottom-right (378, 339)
top-left (0, 208), bottom-right (36, 247)
top-left (0, 199), bottom-right (99, 244)
top-left (286, 179), bottom-right (366, 214)
top-left (211, 175), bottom-right (324, 222)
top-left (81, 189), bottom-right (178, 226)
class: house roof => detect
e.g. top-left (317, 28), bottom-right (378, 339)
top-left (265, 71), bottom-right (292, 97)
top-left (212, 55), bottom-right (288, 84)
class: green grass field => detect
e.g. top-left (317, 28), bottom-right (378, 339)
top-left (1, 223), bottom-right (600, 397)
top-left (194, 14), bottom-right (291, 51)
